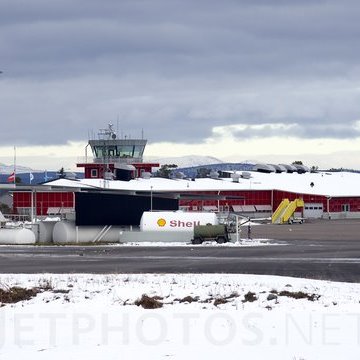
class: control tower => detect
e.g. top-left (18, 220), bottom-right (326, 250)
top-left (77, 124), bottom-right (159, 180)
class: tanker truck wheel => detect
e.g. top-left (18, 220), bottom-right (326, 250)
top-left (216, 236), bottom-right (226, 244)
top-left (192, 236), bottom-right (203, 245)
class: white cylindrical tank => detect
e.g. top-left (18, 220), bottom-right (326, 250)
top-left (0, 228), bottom-right (36, 245)
top-left (53, 221), bottom-right (122, 244)
top-left (140, 211), bottom-right (219, 232)
top-left (38, 221), bottom-right (58, 244)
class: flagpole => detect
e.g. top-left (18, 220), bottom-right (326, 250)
top-left (13, 146), bottom-right (16, 185)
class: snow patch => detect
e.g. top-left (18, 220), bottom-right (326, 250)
top-left (0, 273), bottom-right (359, 359)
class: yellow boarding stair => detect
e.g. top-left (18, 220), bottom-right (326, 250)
top-left (272, 198), bottom-right (304, 224)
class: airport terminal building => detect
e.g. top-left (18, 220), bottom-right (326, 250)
top-left (12, 168), bottom-right (360, 222)
top-left (10, 124), bottom-right (360, 223)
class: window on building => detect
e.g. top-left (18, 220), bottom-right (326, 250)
top-left (179, 206), bottom-right (190, 212)
top-left (134, 145), bottom-right (145, 158)
top-left (341, 204), bottom-right (350, 212)
top-left (91, 169), bottom-right (98, 178)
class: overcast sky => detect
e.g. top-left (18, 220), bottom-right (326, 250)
top-left (1, 0), bottom-right (360, 170)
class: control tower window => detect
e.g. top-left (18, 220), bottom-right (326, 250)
top-left (93, 146), bottom-right (107, 158)
top-left (119, 146), bottom-right (134, 157)
top-left (134, 145), bottom-right (145, 158)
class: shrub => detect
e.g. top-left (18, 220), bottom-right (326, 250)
top-left (0, 286), bottom-right (39, 303)
top-left (134, 294), bottom-right (163, 309)
top-left (242, 291), bottom-right (258, 303)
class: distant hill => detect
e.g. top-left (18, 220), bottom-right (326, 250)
top-left (0, 157), bottom-right (252, 183)
top-left (144, 155), bottom-right (223, 168)
top-left (2, 159), bottom-right (357, 185)
top-left (0, 162), bottom-right (85, 184)
top-left (175, 162), bottom-right (256, 178)
top-left (0, 171), bottom-right (84, 185)
top-left (0, 162), bottom-right (35, 174)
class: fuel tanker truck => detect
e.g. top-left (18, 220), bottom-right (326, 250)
top-left (120, 211), bottom-right (229, 244)
top-left (191, 224), bottom-right (230, 244)
top-left (139, 211), bottom-right (230, 244)
top-left (140, 211), bottom-right (219, 232)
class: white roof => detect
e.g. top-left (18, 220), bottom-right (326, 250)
top-left (203, 205), bottom-right (218, 211)
top-left (240, 205), bottom-right (256, 212)
top-left (47, 207), bottom-right (74, 215)
top-left (44, 171), bottom-right (360, 198)
top-left (255, 205), bottom-right (272, 211)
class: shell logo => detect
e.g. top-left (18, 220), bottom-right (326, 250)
top-left (157, 218), bottom-right (166, 227)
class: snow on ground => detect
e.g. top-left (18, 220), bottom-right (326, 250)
top-left (121, 239), bottom-right (276, 247)
top-left (0, 273), bottom-right (359, 359)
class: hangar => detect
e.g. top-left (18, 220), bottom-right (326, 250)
top-left (12, 168), bottom-right (360, 222)
top-left (9, 124), bottom-right (360, 222)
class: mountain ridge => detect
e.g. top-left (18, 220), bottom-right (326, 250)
top-left (144, 155), bottom-right (223, 168)
top-left (0, 162), bottom-right (36, 174)
top-left (0, 156), bottom-right (224, 175)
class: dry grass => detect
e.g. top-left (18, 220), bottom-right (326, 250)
top-left (134, 294), bottom-right (163, 309)
top-left (242, 291), bottom-right (258, 303)
top-left (278, 290), bottom-right (320, 301)
top-left (176, 295), bottom-right (199, 303)
top-left (214, 298), bottom-right (228, 306)
top-left (270, 289), bottom-right (320, 301)
top-left (0, 278), bottom-right (72, 306)
top-left (0, 286), bottom-right (39, 303)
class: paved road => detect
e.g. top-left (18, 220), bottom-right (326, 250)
top-left (0, 219), bottom-right (359, 282)
top-left (0, 237), bottom-right (359, 282)
top-left (249, 218), bottom-right (360, 240)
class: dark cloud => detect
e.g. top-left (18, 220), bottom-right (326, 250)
top-left (1, 0), bottom-right (360, 146)
top-left (231, 121), bottom-right (360, 140)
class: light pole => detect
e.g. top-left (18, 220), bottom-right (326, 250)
top-left (326, 196), bottom-right (332, 219)
top-left (150, 186), bottom-right (153, 212)
top-left (236, 215), bottom-right (239, 243)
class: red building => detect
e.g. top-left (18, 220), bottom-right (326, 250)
top-left (11, 125), bottom-right (360, 221)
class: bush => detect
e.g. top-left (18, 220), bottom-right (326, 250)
top-left (134, 294), bottom-right (163, 309)
top-left (0, 286), bottom-right (39, 303)
top-left (242, 291), bottom-right (258, 303)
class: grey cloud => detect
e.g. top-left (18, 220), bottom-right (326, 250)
top-left (1, 0), bottom-right (360, 146)
top-left (3, 0), bottom-right (360, 77)
top-left (301, 124), bottom-right (360, 139)
top-left (231, 122), bottom-right (360, 140)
